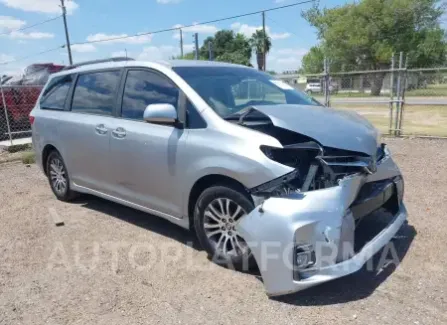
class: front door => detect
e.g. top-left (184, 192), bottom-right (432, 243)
top-left (109, 69), bottom-right (188, 218)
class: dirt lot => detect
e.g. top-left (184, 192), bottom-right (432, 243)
top-left (0, 138), bottom-right (446, 325)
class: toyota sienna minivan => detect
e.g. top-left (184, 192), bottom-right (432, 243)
top-left (31, 58), bottom-right (407, 296)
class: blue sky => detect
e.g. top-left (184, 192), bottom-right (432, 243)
top-left (0, 0), bottom-right (348, 75)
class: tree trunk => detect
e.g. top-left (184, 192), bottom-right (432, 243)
top-left (256, 52), bottom-right (264, 71)
top-left (370, 72), bottom-right (386, 96)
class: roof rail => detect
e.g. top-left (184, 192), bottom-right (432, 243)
top-left (62, 57), bottom-right (134, 70)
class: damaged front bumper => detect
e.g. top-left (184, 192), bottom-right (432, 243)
top-left (236, 147), bottom-right (407, 296)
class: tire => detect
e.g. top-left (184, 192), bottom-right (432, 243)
top-left (194, 185), bottom-right (255, 270)
top-left (306, 89), bottom-right (312, 95)
top-left (46, 150), bottom-right (77, 201)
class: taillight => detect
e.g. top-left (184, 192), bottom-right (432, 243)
top-left (29, 115), bottom-right (35, 125)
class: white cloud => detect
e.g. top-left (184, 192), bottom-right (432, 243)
top-left (7, 31), bottom-right (54, 39)
top-left (111, 51), bottom-right (128, 58)
top-left (0, 16), bottom-right (25, 31)
top-left (232, 23), bottom-right (262, 37)
top-left (183, 44), bottom-right (194, 52)
top-left (274, 48), bottom-right (308, 56)
top-left (71, 44), bottom-right (97, 53)
top-left (267, 47), bottom-right (308, 72)
top-left (231, 22), bottom-right (291, 40)
top-left (271, 32), bottom-right (291, 40)
top-left (230, 22), bottom-right (241, 29)
top-left (137, 45), bottom-right (178, 61)
top-left (0, 0), bottom-right (79, 14)
top-left (157, 0), bottom-right (182, 3)
top-left (0, 53), bottom-right (14, 64)
top-left (172, 22), bottom-right (218, 39)
top-left (86, 33), bottom-right (152, 45)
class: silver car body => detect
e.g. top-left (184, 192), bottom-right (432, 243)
top-left (32, 60), bottom-right (407, 296)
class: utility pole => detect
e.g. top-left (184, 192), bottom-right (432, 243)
top-left (179, 29), bottom-right (183, 58)
top-left (262, 11), bottom-right (266, 71)
top-left (208, 42), bottom-right (213, 61)
top-left (60, 0), bottom-right (73, 65)
top-left (194, 33), bottom-right (199, 60)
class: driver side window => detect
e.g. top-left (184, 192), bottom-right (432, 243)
top-left (121, 70), bottom-right (179, 120)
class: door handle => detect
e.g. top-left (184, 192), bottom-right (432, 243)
top-left (112, 127), bottom-right (126, 138)
top-left (95, 124), bottom-right (108, 135)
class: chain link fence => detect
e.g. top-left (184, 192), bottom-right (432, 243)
top-left (278, 63), bottom-right (447, 137)
top-left (0, 84), bottom-right (42, 144)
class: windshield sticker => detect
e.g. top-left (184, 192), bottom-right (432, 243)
top-left (270, 80), bottom-right (294, 90)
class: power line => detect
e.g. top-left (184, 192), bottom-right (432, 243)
top-left (0, 15), bottom-right (62, 36)
top-left (266, 16), bottom-right (300, 39)
top-left (72, 0), bottom-right (315, 46)
top-left (0, 45), bottom-right (65, 66)
top-left (0, 0), bottom-right (315, 66)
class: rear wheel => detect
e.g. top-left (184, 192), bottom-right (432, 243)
top-left (194, 185), bottom-right (255, 269)
top-left (46, 150), bottom-right (77, 201)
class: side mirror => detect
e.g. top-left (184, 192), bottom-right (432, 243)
top-left (143, 103), bottom-right (180, 127)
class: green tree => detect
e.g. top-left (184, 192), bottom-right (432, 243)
top-left (301, 46), bottom-right (325, 74)
top-left (198, 30), bottom-right (252, 65)
top-left (250, 30), bottom-right (272, 71)
top-left (303, 0), bottom-right (446, 95)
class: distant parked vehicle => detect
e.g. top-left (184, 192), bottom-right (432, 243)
top-left (305, 78), bottom-right (338, 94)
top-left (305, 78), bottom-right (322, 94)
top-left (0, 63), bottom-right (64, 139)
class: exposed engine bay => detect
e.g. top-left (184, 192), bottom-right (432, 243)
top-left (225, 105), bottom-right (406, 296)
top-left (245, 123), bottom-right (384, 197)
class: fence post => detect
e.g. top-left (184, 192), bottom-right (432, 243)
top-left (394, 52), bottom-right (403, 136)
top-left (0, 83), bottom-right (13, 145)
top-left (323, 57), bottom-right (330, 107)
top-left (389, 54), bottom-right (395, 135)
top-left (397, 54), bottom-right (408, 136)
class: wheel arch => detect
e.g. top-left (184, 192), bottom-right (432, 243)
top-left (41, 144), bottom-right (60, 175)
top-left (187, 174), bottom-right (252, 229)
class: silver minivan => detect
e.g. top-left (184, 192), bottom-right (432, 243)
top-left (31, 59), bottom-right (407, 296)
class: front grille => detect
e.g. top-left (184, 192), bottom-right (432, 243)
top-left (354, 206), bottom-right (396, 252)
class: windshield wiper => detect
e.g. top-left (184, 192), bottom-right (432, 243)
top-left (223, 107), bottom-right (260, 125)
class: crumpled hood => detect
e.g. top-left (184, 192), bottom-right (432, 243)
top-left (251, 104), bottom-right (379, 156)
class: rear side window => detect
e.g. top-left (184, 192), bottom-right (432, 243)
top-left (71, 70), bottom-right (121, 116)
top-left (121, 70), bottom-right (179, 120)
top-left (40, 75), bottom-right (73, 110)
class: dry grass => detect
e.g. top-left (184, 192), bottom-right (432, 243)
top-left (333, 104), bottom-right (447, 136)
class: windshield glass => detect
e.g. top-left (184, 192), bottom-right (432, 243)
top-left (173, 66), bottom-right (319, 118)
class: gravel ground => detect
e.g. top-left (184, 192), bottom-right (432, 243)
top-left (0, 138), bottom-right (446, 325)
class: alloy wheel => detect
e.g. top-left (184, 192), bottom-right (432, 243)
top-left (203, 198), bottom-right (249, 257)
top-left (49, 157), bottom-right (67, 196)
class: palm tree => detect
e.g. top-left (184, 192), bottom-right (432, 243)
top-left (250, 30), bottom-right (272, 71)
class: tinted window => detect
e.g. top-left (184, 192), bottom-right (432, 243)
top-left (71, 70), bottom-right (121, 116)
top-left (40, 75), bottom-right (73, 110)
top-left (121, 70), bottom-right (179, 120)
top-left (186, 99), bottom-right (206, 129)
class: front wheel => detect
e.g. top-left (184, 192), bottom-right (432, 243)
top-left (194, 185), bottom-right (255, 269)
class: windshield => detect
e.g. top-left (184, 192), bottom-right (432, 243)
top-left (173, 66), bottom-right (318, 118)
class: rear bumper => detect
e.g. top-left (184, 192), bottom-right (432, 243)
top-left (236, 151), bottom-right (407, 296)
